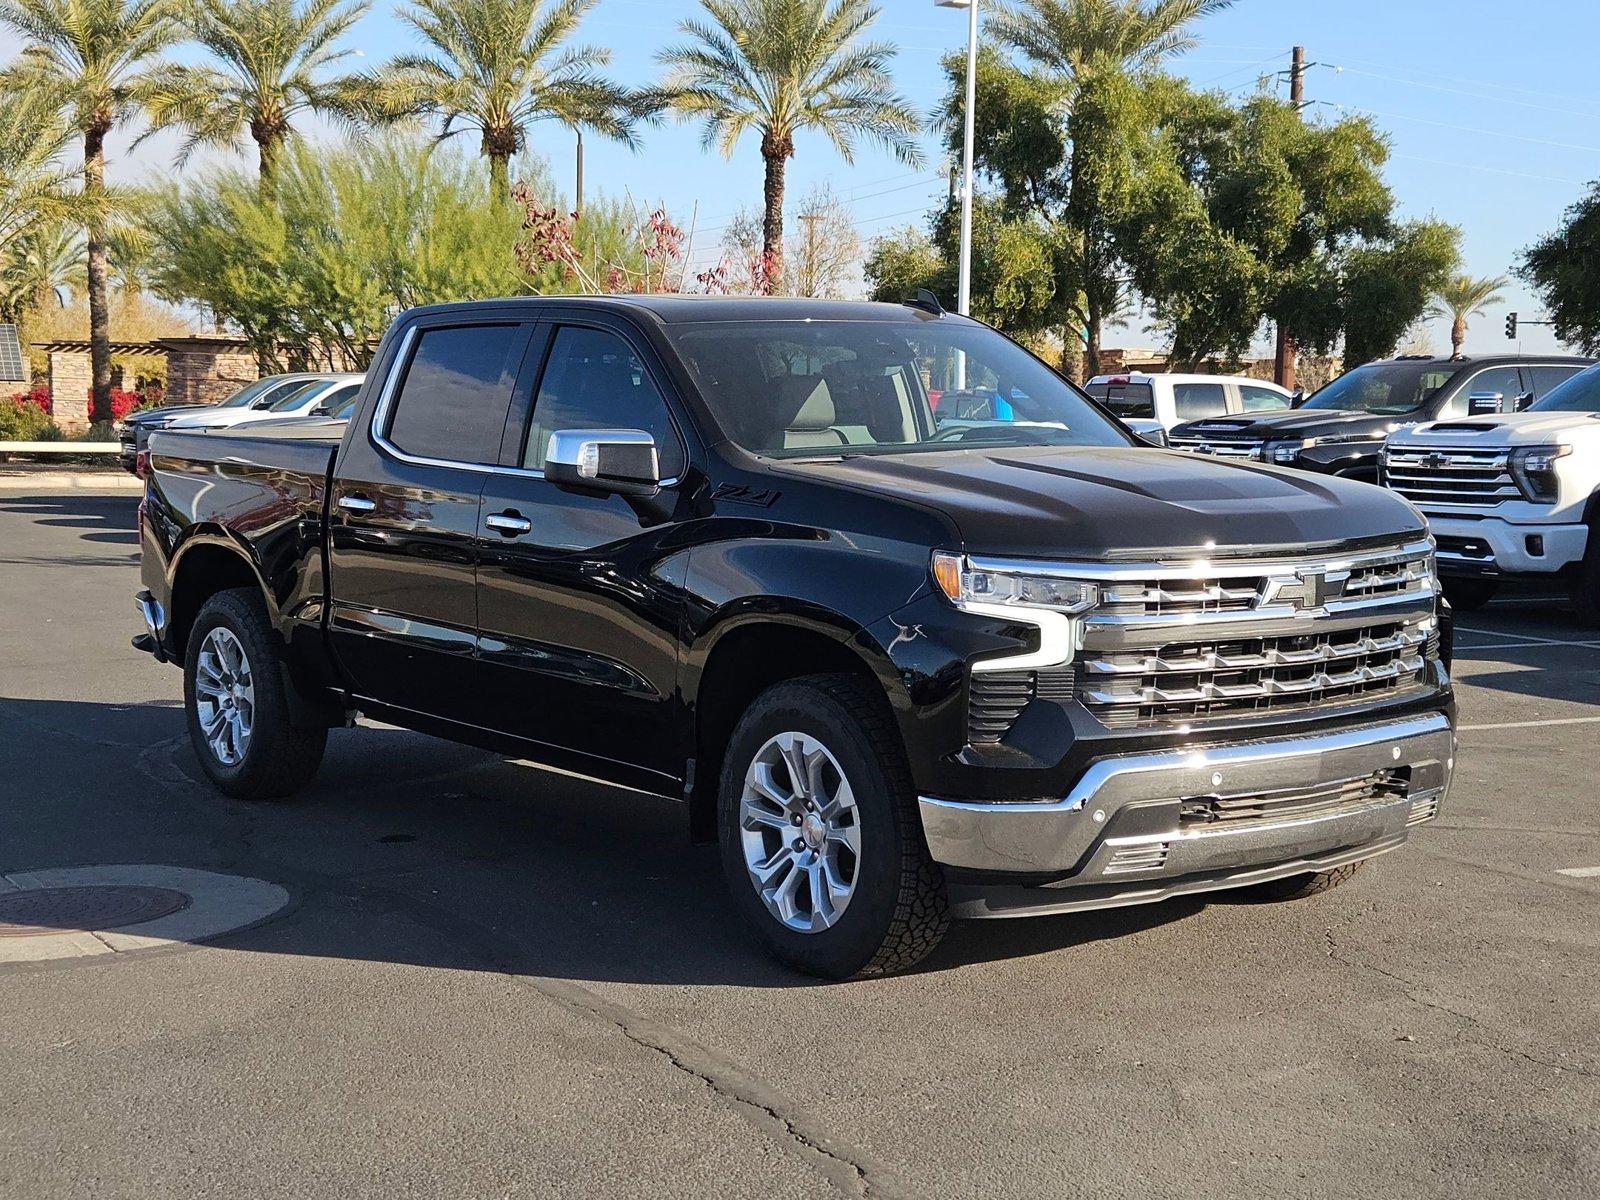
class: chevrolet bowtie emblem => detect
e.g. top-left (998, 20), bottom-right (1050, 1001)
top-left (1422, 451), bottom-right (1448, 469)
top-left (1264, 569), bottom-right (1352, 609)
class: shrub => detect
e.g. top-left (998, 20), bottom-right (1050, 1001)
top-left (0, 396), bottom-right (57, 441)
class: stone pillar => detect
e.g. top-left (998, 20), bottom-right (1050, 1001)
top-left (159, 338), bottom-right (259, 407)
top-left (47, 349), bottom-right (92, 434)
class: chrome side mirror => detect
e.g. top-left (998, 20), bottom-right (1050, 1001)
top-left (1467, 391), bottom-right (1505, 415)
top-left (1121, 417), bottom-right (1168, 447)
top-left (545, 428), bottom-right (661, 496)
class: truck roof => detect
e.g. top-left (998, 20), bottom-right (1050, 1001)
top-left (400, 294), bottom-right (974, 326)
top-left (1370, 352), bottom-right (1594, 367)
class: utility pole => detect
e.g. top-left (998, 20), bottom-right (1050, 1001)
top-left (574, 127), bottom-right (584, 219)
top-left (1274, 45), bottom-right (1306, 391)
top-left (798, 211), bottom-right (822, 297)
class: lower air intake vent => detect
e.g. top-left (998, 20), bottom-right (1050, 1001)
top-left (1104, 842), bottom-right (1171, 875)
top-left (967, 671), bottom-right (1033, 743)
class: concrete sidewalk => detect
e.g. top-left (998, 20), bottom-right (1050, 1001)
top-left (0, 466), bottom-right (141, 491)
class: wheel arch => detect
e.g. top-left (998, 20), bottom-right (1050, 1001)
top-left (167, 530), bottom-right (275, 660)
top-left (685, 609), bottom-right (908, 843)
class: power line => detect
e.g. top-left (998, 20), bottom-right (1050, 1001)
top-left (1314, 100), bottom-right (1600, 157)
top-left (1388, 153), bottom-right (1585, 188)
top-left (1313, 52), bottom-right (1600, 117)
top-left (1317, 62), bottom-right (1600, 123)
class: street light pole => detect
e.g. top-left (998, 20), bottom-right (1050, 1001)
top-left (937, 0), bottom-right (978, 317)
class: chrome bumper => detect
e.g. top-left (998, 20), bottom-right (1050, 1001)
top-left (133, 589), bottom-right (168, 662)
top-left (920, 713), bottom-right (1454, 904)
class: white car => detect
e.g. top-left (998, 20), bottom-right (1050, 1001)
top-left (1382, 361), bottom-right (1600, 617)
top-left (164, 374), bottom-right (363, 432)
top-left (1085, 372), bottom-right (1295, 430)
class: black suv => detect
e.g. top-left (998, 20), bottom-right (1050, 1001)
top-left (1168, 354), bottom-right (1593, 480)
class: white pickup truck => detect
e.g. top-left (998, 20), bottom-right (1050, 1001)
top-left (1382, 362), bottom-right (1600, 618)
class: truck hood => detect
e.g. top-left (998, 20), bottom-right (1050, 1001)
top-left (1391, 410), bottom-right (1600, 447)
top-left (1172, 410), bottom-right (1412, 442)
top-left (779, 446), bottom-right (1424, 558)
top-left (126, 405), bottom-right (206, 427)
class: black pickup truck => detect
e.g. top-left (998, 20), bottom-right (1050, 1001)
top-left (136, 296), bottom-right (1456, 978)
top-left (1168, 354), bottom-right (1591, 479)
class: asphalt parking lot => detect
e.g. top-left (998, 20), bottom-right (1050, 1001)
top-left (1, 486), bottom-right (1596, 1199)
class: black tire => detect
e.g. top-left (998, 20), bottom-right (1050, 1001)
top-left (717, 674), bottom-right (950, 980)
top-left (184, 588), bottom-right (327, 800)
top-left (1570, 518), bottom-right (1600, 627)
top-left (1236, 861), bottom-right (1364, 902)
top-left (1442, 577), bottom-right (1498, 612)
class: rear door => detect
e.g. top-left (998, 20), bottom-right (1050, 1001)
top-left (472, 313), bottom-right (692, 792)
top-left (327, 313), bottom-right (537, 720)
top-left (1172, 380), bottom-right (1230, 423)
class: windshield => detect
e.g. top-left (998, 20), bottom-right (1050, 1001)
top-left (1302, 361), bottom-right (1455, 414)
top-left (266, 381), bottom-right (327, 412)
top-left (667, 319), bottom-right (1130, 458)
top-left (219, 377), bottom-right (287, 408)
top-left (1529, 363), bottom-right (1600, 412)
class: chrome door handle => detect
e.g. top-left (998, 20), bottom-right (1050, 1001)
top-left (485, 512), bottom-right (532, 536)
top-left (337, 495), bottom-right (376, 513)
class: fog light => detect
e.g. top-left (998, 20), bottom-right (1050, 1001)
top-left (1525, 534), bottom-right (1544, 557)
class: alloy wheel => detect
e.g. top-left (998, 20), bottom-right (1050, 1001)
top-left (193, 627), bottom-right (254, 766)
top-left (738, 731), bottom-right (862, 933)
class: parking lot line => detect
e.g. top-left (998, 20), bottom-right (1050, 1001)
top-left (1460, 715), bottom-right (1600, 731)
top-left (1456, 639), bottom-right (1600, 650)
top-left (1555, 866), bottom-right (1600, 878)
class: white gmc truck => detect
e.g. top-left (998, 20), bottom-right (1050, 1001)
top-left (1383, 362), bottom-right (1600, 618)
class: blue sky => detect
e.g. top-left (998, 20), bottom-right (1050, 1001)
top-left (5, 0), bottom-right (1597, 356)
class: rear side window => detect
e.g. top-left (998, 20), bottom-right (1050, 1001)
top-left (1173, 381), bottom-right (1228, 420)
top-left (1088, 382), bottom-right (1154, 418)
top-left (1239, 384), bottom-right (1290, 412)
top-left (1530, 364), bottom-right (1583, 398)
top-left (386, 324), bottom-right (526, 465)
top-left (524, 326), bottom-right (683, 476)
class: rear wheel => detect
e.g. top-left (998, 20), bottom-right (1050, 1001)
top-left (184, 588), bottom-right (326, 800)
top-left (1443, 577), bottom-right (1498, 612)
top-left (718, 674), bottom-right (949, 980)
top-left (1236, 861), bottom-right (1364, 902)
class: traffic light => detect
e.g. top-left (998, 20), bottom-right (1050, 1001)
top-left (1505, 312), bottom-right (1518, 339)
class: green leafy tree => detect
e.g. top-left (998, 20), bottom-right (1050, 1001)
top-left (0, 218), bottom-right (85, 322)
top-left (141, 0), bottom-right (371, 185)
top-left (1427, 273), bottom-right (1508, 358)
top-left (365, 0), bottom-right (641, 200)
top-left (1518, 183), bottom-right (1600, 355)
top-left (0, 0), bottom-right (179, 423)
top-left (965, 0), bottom-right (1229, 373)
top-left (657, 0), bottom-right (921, 293)
top-left (145, 134), bottom-right (530, 369)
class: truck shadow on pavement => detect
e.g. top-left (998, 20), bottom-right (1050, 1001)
top-left (0, 494), bottom-right (140, 553)
top-left (0, 695), bottom-right (1197, 985)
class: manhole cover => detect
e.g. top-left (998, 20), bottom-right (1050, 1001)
top-left (0, 885), bottom-right (192, 938)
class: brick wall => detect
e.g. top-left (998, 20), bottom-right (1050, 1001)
top-left (163, 345), bottom-right (258, 408)
top-left (47, 350), bottom-right (91, 434)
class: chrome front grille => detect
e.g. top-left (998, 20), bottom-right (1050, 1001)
top-left (1168, 434), bottom-right (1262, 458)
top-left (961, 538), bottom-right (1439, 740)
top-left (1383, 446), bottom-right (1519, 506)
top-left (1081, 621), bottom-right (1430, 728)
top-left (1178, 768), bottom-right (1408, 827)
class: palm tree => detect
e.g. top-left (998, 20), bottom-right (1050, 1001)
top-left (1429, 273), bottom-right (1508, 358)
top-left (0, 218), bottom-right (86, 322)
top-left (142, 0), bottom-right (371, 186)
top-left (989, 0), bottom-right (1230, 82)
top-left (0, 0), bottom-right (179, 424)
top-left (658, 0), bottom-right (922, 293)
top-left (367, 0), bottom-right (641, 201)
top-left (0, 83), bottom-right (79, 261)
top-left (986, 0), bottom-right (1230, 374)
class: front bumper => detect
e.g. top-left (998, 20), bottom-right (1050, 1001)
top-left (1428, 512), bottom-right (1588, 577)
top-left (919, 712), bottom-right (1454, 915)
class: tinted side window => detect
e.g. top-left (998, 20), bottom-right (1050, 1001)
top-left (1239, 384), bottom-right (1290, 412)
top-left (1095, 383), bottom-right (1154, 418)
top-left (1173, 381), bottom-right (1228, 420)
top-left (313, 383), bottom-right (359, 415)
top-left (1530, 365), bottom-right (1582, 397)
top-left (524, 326), bottom-right (684, 475)
top-left (386, 324), bottom-right (526, 464)
top-left (1442, 365), bottom-right (1523, 417)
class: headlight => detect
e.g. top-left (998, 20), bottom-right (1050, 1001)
top-left (1264, 439), bottom-right (1304, 464)
top-left (931, 552), bottom-right (1099, 614)
top-left (1508, 444), bottom-right (1570, 502)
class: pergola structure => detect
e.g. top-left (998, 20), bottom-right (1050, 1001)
top-left (35, 334), bottom-right (257, 431)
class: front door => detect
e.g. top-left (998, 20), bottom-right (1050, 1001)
top-left (328, 315), bottom-right (537, 721)
top-left (473, 318), bottom-right (693, 794)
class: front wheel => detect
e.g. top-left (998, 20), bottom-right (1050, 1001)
top-left (1443, 577), bottom-right (1498, 612)
top-left (184, 588), bottom-right (326, 800)
top-left (717, 674), bottom-right (949, 980)
top-left (1236, 861), bottom-right (1364, 902)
